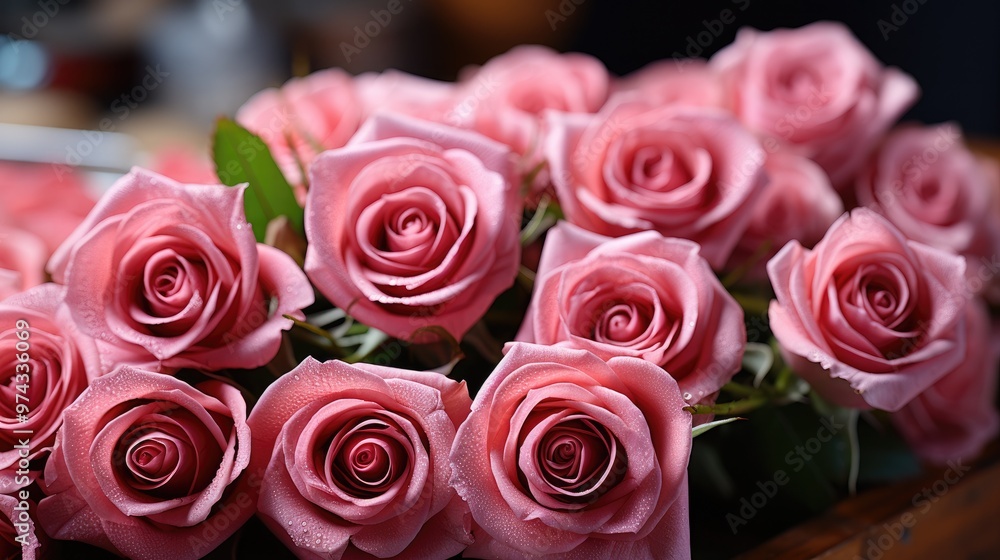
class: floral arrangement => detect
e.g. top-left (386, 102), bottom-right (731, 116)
top-left (1, 20), bottom-right (998, 560)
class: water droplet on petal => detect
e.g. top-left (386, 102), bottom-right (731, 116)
top-left (682, 392), bottom-right (693, 401)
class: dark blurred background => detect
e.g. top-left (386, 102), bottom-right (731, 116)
top-left (0, 0), bottom-right (997, 153)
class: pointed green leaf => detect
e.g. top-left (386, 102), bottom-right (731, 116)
top-left (742, 342), bottom-right (774, 388)
top-left (212, 117), bottom-right (303, 241)
top-left (692, 416), bottom-right (744, 438)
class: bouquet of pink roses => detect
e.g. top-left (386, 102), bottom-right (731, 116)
top-left (2, 21), bottom-right (998, 560)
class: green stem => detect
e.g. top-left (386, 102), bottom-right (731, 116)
top-left (517, 265), bottom-right (536, 292)
top-left (846, 409), bottom-right (861, 496)
top-left (520, 194), bottom-right (556, 246)
top-left (721, 240), bottom-right (773, 288)
top-left (721, 382), bottom-right (761, 398)
top-left (685, 396), bottom-right (769, 417)
top-left (732, 292), bottom-right (771, 317)
top-left (773, 365), bottom-right (794, 393)
top-left (283, 314), bottom-right (346, 358)
top-left (464, 321), bottom-right (505, 365)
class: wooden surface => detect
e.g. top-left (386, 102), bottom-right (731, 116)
top-left (737, 453), bottom-right (1000, 559)
top-left (738, 140), bottom-right (1000, 560)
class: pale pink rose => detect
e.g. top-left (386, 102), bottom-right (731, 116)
top-left (517, 222), bottom-right (744, 405)
top-left (0, 227), bottom-right (47, 300)
top-left (711, 22), bottom-right (919, 187)
top-left (247, 357), bottom-right (473, 559)
top-left (892, 301), bottom-right (999, 464)
top-left (456, 45), bottom-right (609, 160)
top-left (0, 284), bottom-right (98, 492)
top-left (546, 98), bottom-right (766, 269)
top-left (0, 162), bottom-right (95, 253)
top-left (856, 124), bottom-right (1000, 293)
top-left (149, 146), bottom-right (219, 185)
top-left (47, 168), bottom-right (314, 372)
top-left (305, 113), bottom-right (521, 341)
top-left (615, 59), bottom-right (726, 109)
top-left (236, 68), bottom-right (362, 186)
top-left (38, 368), bottom-right (253, 560)
top-left (451, 343), bottom-right (692, 560)
top-left (767, 208), bottom-right (969, 411)
top-left (727, 151), bottom-right (843, 280)
top-left (355, 69), bottom-right (461, 124)
top-left (0, 492), bottom-right (43, 560)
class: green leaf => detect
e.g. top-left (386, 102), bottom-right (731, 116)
top-left (212, 117), bottom-right (304, 241)
top-left (692, 416), bottom-right (744, 438)
top-left (742, 342), bottom-right (774, 388)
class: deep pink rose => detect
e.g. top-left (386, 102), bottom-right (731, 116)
top-left (0, 227), bottom-right (47, 300)
top-left (47, 168), bottom-right (314, 372)
top-left (451, 343), bottom-right (692, 559)
top-left (711, 22), bottom-right (919, 187)
top-left (0, 162), bottom-right (95, 253)
top-left (517, 222), bottom-right (744, 405)
top-left (455, 45), bottom-right (609, 159)
top-left (891, 302), bottom-right (999, 464)
top-left (767, 208), bottom-right (969, 410)
top-left (0, 284), bottom-right (98, 492)
top-left (0, 492), bottom-right (43, 560)
top-left (38, 368), bottom-right (253, 560)
top-left (856, 124), bottom-right (1000, 293)
top-left (727, 151), bottom-right (843, 279)
top-left (247, 357), bottom-right (473, 559)
top-left (237, 68), bottom-right (362, 186)
top-left (305, 113), bottom-right (521, 341)
top-left (546, 98), bottom-right (766, 269)
top-left (615, 59), bottom-right (725, 109)
top-left (355, 70), bottom-right (461, 124)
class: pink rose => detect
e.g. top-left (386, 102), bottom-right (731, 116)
top-left (0, 162), bottom-right (95, 253)
top-left (711, 22), bottom-right (919, 187)
top-left (615, 59), bottom-right (725, 109)
top-left (149, 146), bottom-right (219, 185)
top-left (891, 302), bottom-right (999, 464)
top-left (0, 227), bottom-right (47, 300)
top-left (856, 124), bottom-right (1000, 293)
top-left (456, 45), bottom-right (609, 159)
top-left (451, 343), bottom-right (692, 559)
top-left (247, 357), bottom-right (473, 559)
top-left (47, 168), bottom-right (314, 372)
top-left (38, 368), bottom-right (253, 560)
top-left (237, 68), bottom-right (362, 186)
top-left (767, 208), bottom-right (969, 410)
top-left (0, 284), bottom-right (98, 492)
top-left (727, 151), bottom-right (843, 279)
top-left (0, 492), bottom-right (43, 560)
top-left (546, 98), bottom-right (766, 269)
top-left (355, 69), bottom-right (461, 124)
top-left (305, 113), bottom-right (521, 341)
top-left (517, 222), bottom-right (745, 405)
